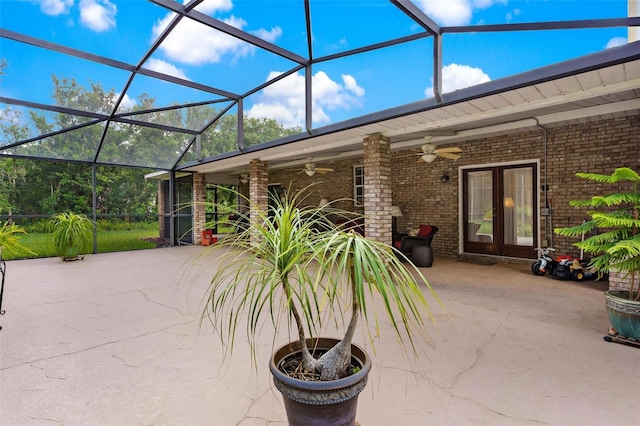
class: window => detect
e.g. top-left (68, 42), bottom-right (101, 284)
top-left (353, 165), bottom-right (364, 206)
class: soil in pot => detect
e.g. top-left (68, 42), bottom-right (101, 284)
top-left (276, 348), bottom-right (362, 381)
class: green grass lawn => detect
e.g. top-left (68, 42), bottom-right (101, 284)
top-left (1, 229), bottom-right (159, 260)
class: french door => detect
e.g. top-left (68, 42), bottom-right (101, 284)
top-left (463, 163), bottom-right (537, 259)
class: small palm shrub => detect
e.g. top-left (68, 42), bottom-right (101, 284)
top-left (201, 186), bottom-right (442, 381)
top-left (0, 220), bottom-right (34, 259)
top-left (50, 212), bottom-right (94, 260)
top-left (555, 167), bottom-right (640, 300)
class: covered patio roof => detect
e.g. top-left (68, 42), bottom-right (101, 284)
top-left (188, 43), bottom-right (640, 182)
top-left (1, 1), bottom-right (639, 181)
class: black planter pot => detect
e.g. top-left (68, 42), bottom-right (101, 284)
top-left (269, 338), bottom-right (371, 426)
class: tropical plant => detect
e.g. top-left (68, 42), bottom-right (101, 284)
top-left (555, 167), bottom-right (640, 301)
top-left (50, 212), bottom-right (94, 260)
top-left (201, 186), bottom-right (441, 381)
top-left (0, 220), bottom-right (34, 259)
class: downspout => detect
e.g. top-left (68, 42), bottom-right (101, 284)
top-left (534, 118), bottom-right (551, 248)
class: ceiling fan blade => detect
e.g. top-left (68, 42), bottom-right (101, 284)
top-left (438, 152), bottom-right (461, 160)
top-left (435, 147), bottom-right (462, 153)
top-left (315, 167), bottom-right (334, 173)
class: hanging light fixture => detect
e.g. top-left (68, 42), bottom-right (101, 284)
top-left (421, 153), bottom-right (438, 163)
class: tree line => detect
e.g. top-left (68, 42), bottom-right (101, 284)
top-left (0, 66), bottom-right (300, 223)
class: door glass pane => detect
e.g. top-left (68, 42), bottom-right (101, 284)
top-left (175, 216), bottom-right (193, 244)
top-left (467, 170), bottom-right (494, 243)
top-left (175, 177), bottom-right (193, 215)
top-left (503, 167), bottom-right (533, 246)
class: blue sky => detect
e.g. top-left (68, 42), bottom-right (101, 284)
top-left (0, 0), bottom-right (634, 131)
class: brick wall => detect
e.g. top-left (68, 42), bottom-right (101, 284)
top-left (542, 117), bottom-right (639, 257)
top-left (268, 160), bottom-right (362, 213)
top-left (609, 270), bottom-right (638, 292)
top-left (266, 115), bottom-right (639, 263)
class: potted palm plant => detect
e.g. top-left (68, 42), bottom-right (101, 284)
top-left (555, 167), bottom-right (640, 344)
top-left (50, 212), bottom-right (94, 261)
top-left (201, 187), bottom-right (442, 425)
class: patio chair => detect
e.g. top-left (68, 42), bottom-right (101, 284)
top-left (393, 225), bottom-right (439, 259)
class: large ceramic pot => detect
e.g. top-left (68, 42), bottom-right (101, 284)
top-left (269, 338), bottom-right (371, 426)
top-left (604, 290), bottom-right (640, 340)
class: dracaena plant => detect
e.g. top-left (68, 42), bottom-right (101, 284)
top-left (200, 186), bottom-right (441, 381)
top-left (555, 167), bottom-right (640, 301)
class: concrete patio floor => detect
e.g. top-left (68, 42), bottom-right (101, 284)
top-left (1, 246), bottom-right (638, 426)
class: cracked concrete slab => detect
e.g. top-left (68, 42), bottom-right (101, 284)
top-left (1, 246), bottom-right (639, 425)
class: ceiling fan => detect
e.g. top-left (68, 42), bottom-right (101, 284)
top-left (299, 158), bottom-right (334, 176)
top-left (402, 141), bottom-right (462, 163)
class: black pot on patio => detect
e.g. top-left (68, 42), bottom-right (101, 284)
top-left (269, 338), bottom-right (371, 426)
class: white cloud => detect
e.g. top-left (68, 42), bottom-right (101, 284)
top-left (473, 0), bottom-right (506, 8)
top-left (506, 8), bottom-right (521, 23)
top-left (605, 37), bottom-right (627, 49)
top-left (342, 75), bottom-right (365, 97)
top-left (245, 71), bottom-right (365, 128)
top-left (79, 0), bottom-right (116, 32)
top-left (252, 26), bottom-right (283, 43)
top-left (414, 0), bottom-right (472, 26)
top-left (116, 93), bottom-right (137, 111)
top-left (192, 0), bottom-right (233, 16)
top-left (414, 0), bottom-right (506, 26)
top-left (145, 58), bottom-right (190, 81)
top-left (153, 6), bottom-right (281, 66)
top-left (425, 63), bottom-right (491, 97)
top-left (35, 0), bottom-right (74, 16)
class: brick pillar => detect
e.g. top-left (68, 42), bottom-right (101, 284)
top-left (249, 160), bottom-right (269, 242)
top-left (363, 134), bottom-right (392, 244)
top-left (193, 172), bottom-right (206, 245)
top-left (609, 269), bottom-right (637, 292)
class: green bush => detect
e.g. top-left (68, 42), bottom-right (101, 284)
top-left (50, 212), bottom-right (94, 260)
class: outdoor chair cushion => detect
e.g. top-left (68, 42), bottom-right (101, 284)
top-left (394, 225), bottom-right (439, 258)
top-left (418, 225), bottom-right (433, 238)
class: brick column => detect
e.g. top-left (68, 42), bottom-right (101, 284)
top-left (193, 172), bottom-right (206, 245)
top-left (609, 270), bottom-right (637, 291)
top-left (249, 160), bottom-right (269, 242)
top-left (363, 134), bottom-right (392, 244)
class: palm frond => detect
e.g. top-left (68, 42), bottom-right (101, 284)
top-left (198, 184), bottom-right (443, 374)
